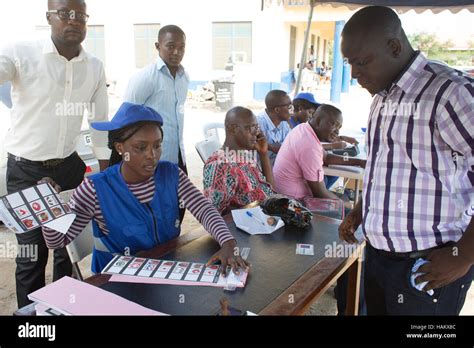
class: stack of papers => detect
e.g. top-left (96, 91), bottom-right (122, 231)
top-left (231, 207), bottom-right (284, 235)
top-left (28, 276), bottom-right (165, 315)
top-left (102, 255), bottom-right (248, 289)
top-left (327, 164), bottom-right (364, 173)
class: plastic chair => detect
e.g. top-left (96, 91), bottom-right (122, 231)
top-left (195, 135), bottom-right (221, 163)
top-left (202, 123), bottom-right (225, 143)
top-left (59, 190), bottom-right (94, 281)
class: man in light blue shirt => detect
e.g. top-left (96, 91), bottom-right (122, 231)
top-left (256, 90), bottom-right (292, 166)
top-left (124, 25), bottom-right (189, 170)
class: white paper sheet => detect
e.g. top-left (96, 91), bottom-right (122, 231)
top-left (231, 207), bottom-right (284, 235)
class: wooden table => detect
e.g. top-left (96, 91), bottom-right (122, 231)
top-left (324, 144), bottom-right (366, 203)
top-left (15, 214), bottom-right (364, 316)
top-left (323, 165), bottom-right (364, 203)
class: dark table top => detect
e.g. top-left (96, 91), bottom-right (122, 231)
top-left (98, 214), bottom-right (357, 315)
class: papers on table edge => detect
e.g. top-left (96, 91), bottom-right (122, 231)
top-left (231, 207), bottom-right (284, 235)
top-left (0, 183), bottom-right (75, 234)
top-left (28, 276), bottom-right (166, 315)
top-left (103, 255), bottom-right (248, 289)
top-left (327, 164), bottom-right (364, 173)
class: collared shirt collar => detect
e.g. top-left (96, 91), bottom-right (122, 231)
top-left (42, 36), bottom-right (87, 61)
top-left (377, 51), bottom-right (424, 97)
top-left (156, 55), bottom-right (185, 77)
top-left (263, 110), bottom-right (286, 132)
top-left (305, 122), bottom-right (320, 143)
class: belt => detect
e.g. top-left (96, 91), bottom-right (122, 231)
top-left (368, 242), bottom-right (453, 260)
top-left (8, 152), bottom-right (75, 168)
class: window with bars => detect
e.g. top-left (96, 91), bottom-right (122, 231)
top-left (134, 24), bottom-right (160, 69)
top-left (212, 22), bottom-right (252, 70)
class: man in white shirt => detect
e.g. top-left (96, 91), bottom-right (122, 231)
top-left (0, 0), bottom-right (109, 308)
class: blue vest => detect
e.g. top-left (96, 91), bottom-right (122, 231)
top-left (289, 117), bottom-right (301, 128)
top-left (89, 161), bottom-right (180, 273)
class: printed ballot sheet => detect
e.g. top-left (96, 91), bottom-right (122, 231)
top-left (231, 207), bottom-right (284, 235)
top-left (103, 255), bottom-right (248, 289)
top-left (0, 183), bottom-right (75, 234)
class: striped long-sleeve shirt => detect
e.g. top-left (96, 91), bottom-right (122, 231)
top-left (362, 52), bottom-right (474, 253)
top-left (43, 169), bottom-right (235, 249)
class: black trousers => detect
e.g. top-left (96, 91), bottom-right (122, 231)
top-left (7, 152), bottom-right (86, 308)
top-left (364, 243), bottom-right (474, 315)
top-left (178, 150), bottom-right (188, 224)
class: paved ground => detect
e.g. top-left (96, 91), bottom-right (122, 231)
top-left (0, 84), bottom-right (472, 315)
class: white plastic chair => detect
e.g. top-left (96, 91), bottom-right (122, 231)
top-left (202, 123), bottom-right (225, 143)
top-left (59, 190), bottom-right (94, 281)
top-left (195, 135), bottom-right (221, 163)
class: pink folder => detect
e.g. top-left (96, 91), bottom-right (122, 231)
top-left (28, 276), bottom-right (166, 315)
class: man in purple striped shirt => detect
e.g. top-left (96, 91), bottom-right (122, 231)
top-left (339, 6), bottom-right (473, 315)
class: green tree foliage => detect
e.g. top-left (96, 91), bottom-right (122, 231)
top-left (408, 32), bottom-right (472, 66)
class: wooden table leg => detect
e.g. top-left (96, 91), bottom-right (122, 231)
top-left (354, 179), bottom-right (360, 203)
top-left (345, 251), bottom-right (362, 316)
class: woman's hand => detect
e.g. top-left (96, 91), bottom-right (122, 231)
top-left (206, 240), bottom-right (250, 277)
top-left (37, 177), bottom-right (61, 193)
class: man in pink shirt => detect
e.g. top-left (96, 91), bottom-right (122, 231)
top-left (273, 104), bottom-right (365, 207)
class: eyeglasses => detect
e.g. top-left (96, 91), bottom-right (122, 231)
top-left (233, 124), bottom-right (259, 132)
top-left (273, 104), bottom-right (294, 112)
top-left (47, 9), bottom-right (90, 23)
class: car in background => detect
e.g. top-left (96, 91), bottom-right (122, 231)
top-left (76, 129), bottom-right (101, 178)
top-left (0, 129), bottom-right (100, 197)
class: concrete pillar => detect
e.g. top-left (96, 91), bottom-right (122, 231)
top-left (330, 20), bottom-right (345, 103)
top-left (342, 61), bottom-right (351, 93)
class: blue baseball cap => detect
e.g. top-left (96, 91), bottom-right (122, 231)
top-left (293, 92), bottom-right (321, 107)
top-left (91, 102), bottom-right (163, 131)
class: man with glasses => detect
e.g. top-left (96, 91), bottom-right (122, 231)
top-left (256, 90), bottom-right (292, 166)
top-left (0, 0), bottom-right (109, 308)
top-left (203, 107), bottom-right (275, 215)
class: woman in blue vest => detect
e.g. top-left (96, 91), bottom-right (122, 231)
top-left (41, 102), bottom-right (249, 275)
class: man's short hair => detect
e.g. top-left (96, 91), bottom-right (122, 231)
top-left (314, 104), bottom-right (341, 121)
top-left (265, 90), bottom-right (288, 109)
top-left (158, 25), bottom-right (186, 41)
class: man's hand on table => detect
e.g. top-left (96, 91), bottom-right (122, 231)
top-left (206, 240), bottom-right (250, 277)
